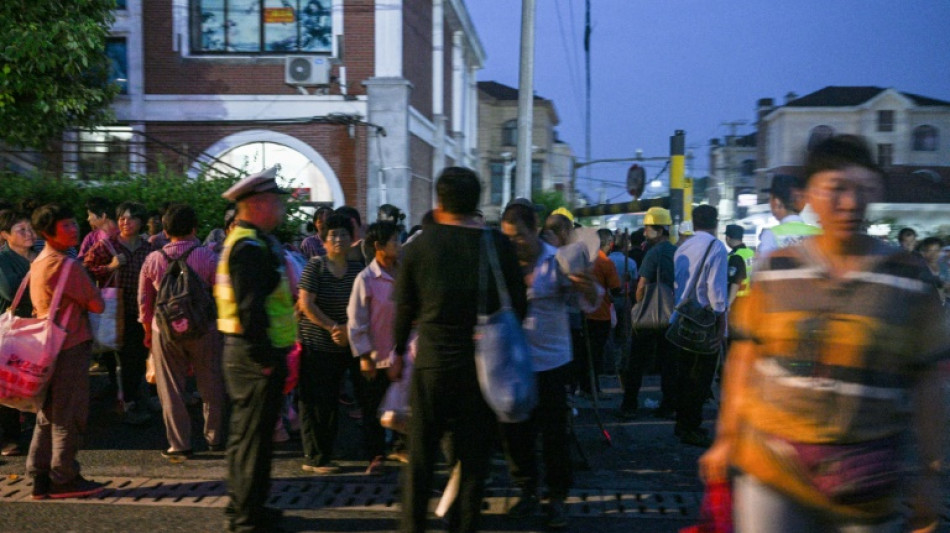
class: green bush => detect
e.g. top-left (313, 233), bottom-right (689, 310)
top-left (0, 169), bottom-right (309, 243)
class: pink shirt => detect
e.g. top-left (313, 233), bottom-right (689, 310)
top-left (78, 228), bottom-right (109, 261)
top-left (346, 259), bottom-right (396, 368)
top-left (138, 238), bottom-right (217, 329)
top-left (30, 247), bottom-right (103, 350)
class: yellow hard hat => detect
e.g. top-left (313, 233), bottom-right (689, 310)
top-left (643, 207), bottom-right (672, 226)
top-left (551, 207), bottom-right (574, 222)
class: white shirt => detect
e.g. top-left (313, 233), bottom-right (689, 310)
top-left (672, 232), bottom-right (729, 315)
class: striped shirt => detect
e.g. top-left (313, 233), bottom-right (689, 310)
top-left (730, 237), bottom-right (949, 518)
top-left (298, 257), bottom-right (362, 354)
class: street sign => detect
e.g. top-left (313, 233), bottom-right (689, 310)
top-left (627, 164), bottom-right (645, 198)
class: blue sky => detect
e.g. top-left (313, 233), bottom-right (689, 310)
top-left (465, 0), bottom-right (950, 201)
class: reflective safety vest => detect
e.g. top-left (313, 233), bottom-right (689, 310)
top-left (730, 247), bottom-right (756, 297)
top-left (770, 221), bottom-right (821, 249)
top-left (215, 226), bottom-right (296, 348)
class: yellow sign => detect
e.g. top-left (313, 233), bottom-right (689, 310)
top-left (264, 7), bottom-right (295, 24)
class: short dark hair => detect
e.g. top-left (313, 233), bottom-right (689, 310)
top-left (312, 205), bottom-right (333, 225)
top-left (334, 205), bottom-right (362, 227)
top-left (596, 228), bottom-right (614, 248)
top-left (85, 196), bottom-right (113, 219)
top-left (919, 236), bottom-right (944, 251)
top-left (324, 214), bottom-right (352, 237)
top-left (898, 227), bottom-right (917, 242)
top-left (0, 209), bottom-right (30, 233)
top-left (162, 204), bottom-right (198, 238)
top-left (115, 201), bottom-right (148, 224)
top-left (804, 134), bottom-right (881, 185)
top-left (436, 167), bottom-right (481, 215)
top-left (365, 221), bottom-right (399, 251)
top-left (647, 225), bottom-right (671, 237)
top-left (692, 204), bottom-right (718, 231)
top-left (32, 204), bottom-right (75, 237)
top-left (501, 203), bottom-right (537, 233)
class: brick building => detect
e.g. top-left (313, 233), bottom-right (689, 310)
top-left (59, 0), bottom-right (486, 224)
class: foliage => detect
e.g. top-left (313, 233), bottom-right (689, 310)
top-left (0, 0), bottom-right (120, 149)
top-left (0, 170), bottom-right (311, 243)
top-left (531, 189), bottom-right (570, 221)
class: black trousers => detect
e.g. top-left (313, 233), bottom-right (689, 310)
top-left (358, 369), bottom-right (391, 460)
top-left (619, 327), bottom-right (677, 412)
top-left (104, 313), bottom-right (147, 405)
top-left (674, 347), bottom-right (719, 432)
top-left (0, 405), bottom-right (20, 442)
top-left (297, 345), bottom-right (349, 467)
top-left (500, 363), bottom-right (572, 499)
top-left (402, 363), bottom-right (495, 533)
top-left (222, 337), bottom-right (288, 533)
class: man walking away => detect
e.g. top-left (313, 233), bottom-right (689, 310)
top-left (724, 224), bottom-right (753, 308)
top-left (393, 167), bottom-right (527, 533)
top-left (215, 168), bottom-right (296, 533)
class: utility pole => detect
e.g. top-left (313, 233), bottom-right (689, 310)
top-left (584, 0), bottom-right (592, 199)
top-left (515, 0), bottom-right (536, 200)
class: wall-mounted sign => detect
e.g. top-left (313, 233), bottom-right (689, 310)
top-left (264, 7), bottom-right (296, 24)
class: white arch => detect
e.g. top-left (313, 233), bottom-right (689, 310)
top-left (189, 129), bottom-right (345, 206)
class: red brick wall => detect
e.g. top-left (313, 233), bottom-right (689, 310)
top-left (142, 122), bottom-right (367, 214)
top-left (403, 0), bottom-right (432, 119)
top-left (144, 0), bottom-right (373, 97)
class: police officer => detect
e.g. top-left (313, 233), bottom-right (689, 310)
top-left (756, 174), bottom-right (821, 262)
top-left (215, 167), bottom-right (296, 533)
top-left (724, 224), bottom-right (754, 307)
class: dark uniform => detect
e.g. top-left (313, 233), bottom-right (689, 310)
top-left (216, 221), bottom-right (295, 533)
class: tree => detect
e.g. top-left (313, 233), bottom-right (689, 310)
top-left (0, 0), bottom-right (119, 149)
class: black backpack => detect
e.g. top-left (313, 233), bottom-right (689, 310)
top-left (154, 246), bottom-right (216, 341)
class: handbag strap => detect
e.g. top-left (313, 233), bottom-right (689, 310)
top-left (479, 229), bottom-right (512, 315)
top-left (9, 258), bottom-right (73, 325)
top-left (682, 239), bottom-right (717, 301)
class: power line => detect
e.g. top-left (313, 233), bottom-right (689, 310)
top-left (553, 0), bottom-right (585, 128)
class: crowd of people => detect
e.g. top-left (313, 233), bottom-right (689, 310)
top-left (0, 134), bottom-right (948, 533)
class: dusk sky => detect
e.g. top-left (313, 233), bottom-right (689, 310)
top-left (464, 1), bottom-right (950, 202)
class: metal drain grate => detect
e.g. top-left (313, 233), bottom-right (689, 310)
top-left (1, 475), bottom-right (703, 519)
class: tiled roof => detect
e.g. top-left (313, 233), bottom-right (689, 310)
top-left (477, 81), bottom-right (548, 102)
top-left (785, 86), bottom-right (950, 107)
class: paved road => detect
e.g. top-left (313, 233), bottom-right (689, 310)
top-left (1, 371), bottom-right (947, 532)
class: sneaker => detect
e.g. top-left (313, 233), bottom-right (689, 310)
top-left (1, 441), bottom-right (22, 456)
top-left (365, 455), bottom-right (385, 475)
top-left (386, 450), bottom-right (409, 464)
top-left (207, 443), bottom-right (226, 452)
top-left (347, 408), bottom-right (363, 420)
top-left (338, 392), bottom-right (355, 406)
top-left (678, 429), bottom-right (713, 448)
top-left (122, 402), bottom-right (152, 426)
top-left (161, 448), bottom-right (193, 462)
top-left (507, 492), bottom-right (540, 518)
top-left (546, 498), bottom-right (568, 529)
top-left (301, 462), bottom-right (341, 475)
top-left (89, 361), bottom-right (109, 374)
top-left (48, 475), bottom-right (105, 499)
top-left (31, 473), bottom-right (50, 500)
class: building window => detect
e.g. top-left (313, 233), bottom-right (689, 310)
top-left (531, 160), bottom-right (542, 193)
top-left (807, 125), bottom-right (834, 151)
top-left (913, 125), bottom-right (938, 151)
top-left (116, 0), bottom-right (127, 8)
top-left (740, 159), bottom-right (755, 176)
top-left (877, 110), bottom-right (894, 132)
top-left (78, 127), bottom-right (134, 179)
top-left (489, 161), bottom-right (509, 205)
top-left (877, 143), bottom-right (893, 167)
top-left (191, 0), bottom-right (333, 54)
top-left (501, 120), bottom-right (517, 147)
top-left (106, 37), bottom-right (128, 95)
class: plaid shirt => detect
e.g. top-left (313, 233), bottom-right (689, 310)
top-left (84, 235), bottom-right (153, 319)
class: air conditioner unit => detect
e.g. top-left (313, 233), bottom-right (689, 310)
top-left (285, 56), bottom-right (331, 86)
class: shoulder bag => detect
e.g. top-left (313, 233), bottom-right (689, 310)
top-left (665, 240), bottom-right (721, 354)
top-left (473, 230), bottom-right (537, 423)
top-left (630, 247), bottom-right (675, 332)
top-left (89, 239), bottom-right (124, 353)
top-left (0, 260), bottom-right (74, 412)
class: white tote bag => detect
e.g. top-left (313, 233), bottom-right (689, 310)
top-left (0, 261), bottom-right (74, 412)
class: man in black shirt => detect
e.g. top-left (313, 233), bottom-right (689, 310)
top-left (393, 167), bottom-right (527, 533)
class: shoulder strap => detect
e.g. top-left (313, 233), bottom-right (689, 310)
top-left (479, 229), bottom-right (512, 314)
top-left (684, 239), bottom-right (717, 300)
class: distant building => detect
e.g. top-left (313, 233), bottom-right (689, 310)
top-left (708, 132), bottom-right (757, 220)
top-left (476, 81), bottom-right (574, 220)
top-left (756, 86), bottom-right (950, 205)
top-left (4, 0), bottom-right (487, 225)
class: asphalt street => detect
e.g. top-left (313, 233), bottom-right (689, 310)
top-left (1, 366), bottom-right (948, 533)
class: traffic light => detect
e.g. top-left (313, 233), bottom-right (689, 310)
top-left (627, 164), bottom-right (645, 198)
